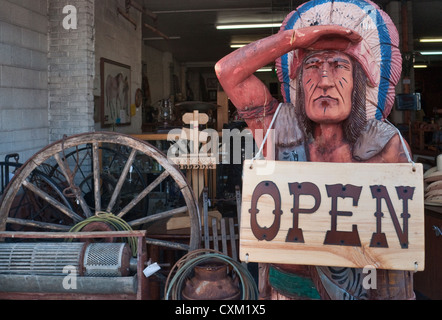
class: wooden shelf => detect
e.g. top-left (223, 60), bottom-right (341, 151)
top-left (131, 133), bottom-right (170, 141)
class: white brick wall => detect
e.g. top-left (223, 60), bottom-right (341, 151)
top-left (0, 0), bottom-right (96, 162)
top-left (0, 0), bottom-right (49, 162)
top-left (48, 0), bottom-right (95, 143)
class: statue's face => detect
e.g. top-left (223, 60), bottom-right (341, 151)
top-left (302, 51), bottom-right (354, 124)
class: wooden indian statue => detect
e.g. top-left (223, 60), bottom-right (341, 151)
top-left (215, 0), bottom-right (414, 300)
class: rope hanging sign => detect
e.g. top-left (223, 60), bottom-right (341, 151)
top-left (239, 159), bottom-right (425, 271)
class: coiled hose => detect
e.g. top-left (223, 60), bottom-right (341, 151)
top-left (69, 212), bottom-right (137, 256)
top-left (164, 249), bottom-right (258, 300)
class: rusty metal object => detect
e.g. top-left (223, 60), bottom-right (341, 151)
top-left (83, 242), bottom-right (132, 277)
top-left (0, 230), bottom-right (150, 300)
top-left (81, 221), bottom-right (116, 243)
top-left (0, 242), bottom-right (132, 277)
top-left (182, 261), bottom-right (240, 300)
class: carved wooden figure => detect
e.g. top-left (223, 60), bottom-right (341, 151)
top-left (215, 0), bottom-right (414, 300)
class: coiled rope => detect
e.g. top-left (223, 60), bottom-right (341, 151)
top-left (164, 249), bottom-right (258, 300)
top-left (69, 212), bottom-right (137, 256)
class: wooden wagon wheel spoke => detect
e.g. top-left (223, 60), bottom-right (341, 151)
top-left (6, 217), bottom-right (71, 231)
top-left (92, 142), bottom-right (101, 212)
top-left (54, 153), bottom-right (92, 218)
top-left (22, 180), bottom-right (84, 223)
top-left (117, 170), bottom-right (170, 219)
top-left (71, 147), bottom-right (92, 181)
top-left (106, 149), bottom-right (137, 213)
top-left (128, 206), bottom-right (187, 227)
top-left (146, 237), bottom-right (190, 251)
top-left (0, 132), bottom-right (201, 253)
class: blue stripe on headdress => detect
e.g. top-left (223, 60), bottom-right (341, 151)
top-left (375, 10), bottom-right (392, 120)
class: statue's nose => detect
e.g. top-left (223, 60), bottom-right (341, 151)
top-left (317, 65), bottom-right (335, 91)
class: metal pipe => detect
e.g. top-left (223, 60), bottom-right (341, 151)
top-left (117, 7), bottom-right (137, 30)
top-left (144, 23), bottom-right (170, 40)
top-left (126, 0), bottom-right (157, 21)
top-left (151, 7), bottom-right (273, 14)
top-left (0, 274), bottom-right (137, 294)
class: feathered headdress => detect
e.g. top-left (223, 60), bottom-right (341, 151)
top-left (276, 0), bottom-right (402, 120)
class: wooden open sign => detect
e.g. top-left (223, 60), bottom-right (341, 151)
top-left (239, 160), bottom-right (425, 271)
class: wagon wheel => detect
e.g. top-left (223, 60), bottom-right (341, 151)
top-left (0, 132), bottom-right (201, 252)
top-left (1, 162), bottom-right (74, 231)
top-left (45, 144), bottom-right (149, 218)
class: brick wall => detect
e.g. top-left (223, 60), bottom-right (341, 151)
top-left (48, 0), bottom-right (95, 143)
top-left (0, 0), bottom-right (96, 162)
top-left (0, 0), bottom-right (49, 162)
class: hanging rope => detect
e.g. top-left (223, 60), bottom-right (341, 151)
top-left (250, 102), bottom-right (284, 169)
top-left (385, 119), bottom-right (416, 172)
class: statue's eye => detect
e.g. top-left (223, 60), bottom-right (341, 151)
top-left (334, 61), bottom-right (351, 71)
top-left (306, 64), bottom-right (319, 70)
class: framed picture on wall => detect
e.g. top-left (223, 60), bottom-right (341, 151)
top-left (100, 58), bottom-right (131, 127)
